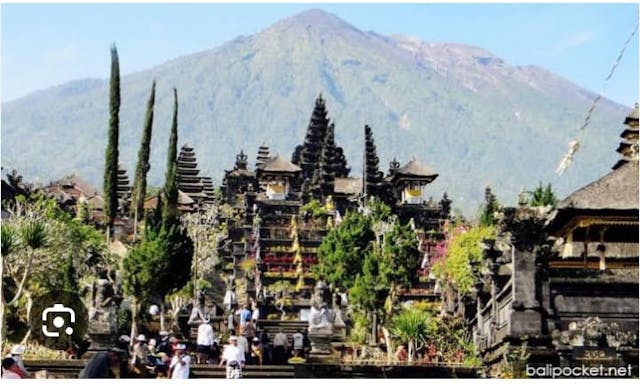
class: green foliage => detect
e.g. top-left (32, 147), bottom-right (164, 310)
top-left (162, 88), bottom-right (179, 227)
top-left (300, 199), bottom-right (329, 218)
top-left (130, 80), bottom-right (156, 220)
top-left (377, 220), bottom-right (420, 288)
top-left (479, 186), bottom-right (500, 226)
top-left (392, 308), bottom-right (437, 344)
top-left (122, 224), bottom-right (193, 304)
top-left (1, 225), bottom-right (18, 256)
top-left (349, 312), bottom-right (369, 345)
top-left (314, 210), bottom-right (374, 291)
top-left (432, 225), bottom-right (496, 296)
top-left (103, 44), bottom-right (120, 229)
top-left (529, 182), bottom-right (557, 207)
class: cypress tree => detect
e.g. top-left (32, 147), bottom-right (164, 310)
top-left (130, 81), bottom-right (156, 220)
top-left (103, 44), bottom-right (120, 238)
top-left (162, 88), bottom-right (179, 227)
top-left (364, 125), bottom-right (383, 195)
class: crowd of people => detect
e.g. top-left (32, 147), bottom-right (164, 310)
top-left (1, 303), bottom-right (312, 380)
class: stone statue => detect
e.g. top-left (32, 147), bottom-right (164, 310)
top-left (309, 281), bottom-right (335, 333)
top-left (188, 290), bottom-right (210, 325)
top-left (307, 281), bottom-right (338, 360)
top-left (87, 269), bottom-right (118, 350)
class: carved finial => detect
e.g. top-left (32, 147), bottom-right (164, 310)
top-left (235, 149), bottom-right (248, 169)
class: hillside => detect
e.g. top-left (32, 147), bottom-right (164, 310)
top-left (1, 9), bottom-right (630, 216)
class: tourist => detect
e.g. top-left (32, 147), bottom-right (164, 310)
top-left (240, 304), bottom-right (252, 328)
top-left (292, 329), bottom-right (304, 355)
top-left (251, 303), bottom-right (260, 329)
top-left (250, 337), bottom-right (263, 365)
top-left (156, 331), bottom-right (172, 357)
top-left (9, 345), bottom-right (29, 378)
top-left (259, 330), bottom-right (272, 364)
top-left (219, 336), bottom-right (245, 379)
top-left (237, 333), bottom-right (250, 358)
top-left (169, 343), bottom-right (191, 379)
top-left (210, 339), bottom-right (222, 365)
top-left (226, 309), bottom-right (236, 332)
top-left (196, 318), bottom-right (215, 364)
top-left (78, 348), bottom-right (127, 378)
top-left (2, 357), bottom-right (22, 379)
top-left (272, 328), bottom-right (289, 365)
top-left (131, 334), bottom-right (150, 377)
top-left (242, 319), bottom-right (256, 339)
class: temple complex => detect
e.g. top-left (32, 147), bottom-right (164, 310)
top-left (216, 94), bottom-right (451, 325)
top-left (451, 104), bottom-right (639, 375)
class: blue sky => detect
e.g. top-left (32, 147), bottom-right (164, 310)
top-left (2, 3), bottom-right (638, 106)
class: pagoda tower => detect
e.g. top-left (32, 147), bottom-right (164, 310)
top-left (298, 94), bottom-right (330, 181)
top-left (176, 143), bottom-right (205, 203)
top-left (256, 145), bottom-right (271, 169)
top-left (201, 176), bottom-right (216, 203)
top-left (116, 164), bottom-right (131, 214)
top-left (613, 103), bottom-right (639, 170)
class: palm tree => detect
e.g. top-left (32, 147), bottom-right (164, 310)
top-left (18, 217), bottom-right (49, 342)
top-left (391, 308), bottom-right (436, 363)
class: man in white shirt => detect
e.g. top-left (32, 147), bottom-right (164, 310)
top-left (169, 344), bottom-right (191, 379)
top-left (219, 336), bottom-right (245, 379)
top-left (196, 319), bottom-right (215, 364)
top-left (272, 328), bottom-right (289, 365)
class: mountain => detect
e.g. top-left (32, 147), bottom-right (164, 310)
top-left (1, 9), bottom-right (631, 216)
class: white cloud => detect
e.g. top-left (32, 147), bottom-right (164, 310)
top-left (552, 32), bottom-right (594, 55)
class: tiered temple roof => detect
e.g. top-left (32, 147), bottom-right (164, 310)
top-left (256, 145), bottom-right (271, 169)
top-left (177, 143), bottom-right (205, 201)
top-left (389, 159), bottom-right (439, 184)
top-left (613, 103), bottom-right (639, 170)
top-left (116, 165), bottom-right (131, 204)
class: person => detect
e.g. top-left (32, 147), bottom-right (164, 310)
top-left (259, 330), bottom-right (271, 365)
top-left (292, 329), bottom-right (304, 355)
top-left (250, 337), bottom-right (263, 365)
top-left (240, 304), bottom-right (252, 328)
top-left (131, 334), bottom-right (150, 377)
top-left (156, 331), bottom-right (172, 357)
top-left (251, 303), bottom-right (260, 329)
top-left (9, 345), bottom-right (29, 378)
top-left (237, 333), bottom-right (250, 358)
top-left (79, 348), bottom-right (127, 378)
top-left (196, 319), bottom-right (215, 364)
top-left (169, 344), bottom-right (191, 379)
top-left (272, 328), bottom-right (289, 365)
top-left (219, 336), bottom-right (245, 379)
top-left (210, 340), bottom-right (222, 365)
top-left (242, 319), bottom-right (255, 340)
top-left (2, 357), bottom-right (22, 379)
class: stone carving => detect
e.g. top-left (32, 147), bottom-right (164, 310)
top-left (309, 281), bottom-right (335, 333)
top-left (552, 316), bottom-right (639, 349)
top-left (188, 290), bottom-right (212, 325)
top-left (307, 281), bottom-right (340, 360)
top-left (87, 269), bottom-right (118, 351)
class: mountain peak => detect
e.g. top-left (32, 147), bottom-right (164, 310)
top-left (270, 8), bottom-right (356, 32)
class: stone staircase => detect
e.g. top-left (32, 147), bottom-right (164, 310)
top-left (25, 360), bottom-right (295, 379)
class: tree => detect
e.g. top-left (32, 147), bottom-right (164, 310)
top-left (479, 186), bottom-right (500, 226)
top-left (130, 81), bottom-right (156, 223)
top-left (530, 182), bottom-right (557, 207)
top-left (431, 225), bottom-right (496, 296)
top-left (391, 308), bottom-right (437, 363)
top-left (314, 211), bottom-right (374, 291)
top-left (162, 88), bottom-right (179, 227)
top-left (123, 87), bottom-right (193, 331)
top-left (103, 44), bottom-right (120, 241)
top-left (364, 125), bottom-right (383, 195)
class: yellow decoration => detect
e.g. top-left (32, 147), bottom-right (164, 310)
top-left (405, 187), bottom-right (422, 197)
